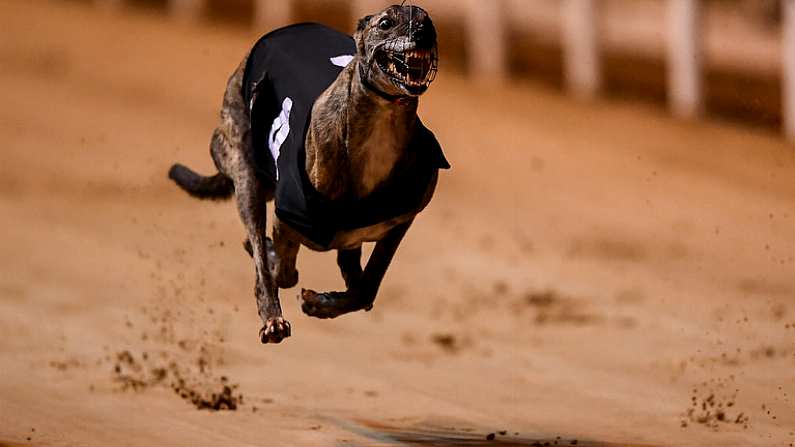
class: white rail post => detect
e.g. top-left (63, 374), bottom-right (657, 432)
top-left (466, 0), bottom-right (508, 82)
top-left (667, 0), bottom-right (704, 119)
top-left (562, 0), bottom-right (601, 99)
top-left (169, 0), bottom-right (205, 23)
top-left (255, 0), bottom-right (295, 32)
top-left (95, 0), bottom-right (125, 12)
top-left (784, 0), bottom-right (795, 140)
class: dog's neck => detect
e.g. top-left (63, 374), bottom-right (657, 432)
top-left (305, 59), bottom-right (418, 200)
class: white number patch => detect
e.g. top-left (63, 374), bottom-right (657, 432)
top-left (330, 54), bottom-right (354, 68)
top-left (268, 97), bottom-right (293, 180)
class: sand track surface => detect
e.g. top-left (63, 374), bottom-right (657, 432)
top-left (1, 2), bottom-right (793, 446)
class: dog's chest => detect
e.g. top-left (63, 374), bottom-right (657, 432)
top-left (354, 124), bottom-right (402, 195)
top-left (326, 214), bottom-right (413, 250)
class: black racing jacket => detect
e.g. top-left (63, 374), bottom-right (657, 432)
top-left (242, 23), bottom-right (449, 249)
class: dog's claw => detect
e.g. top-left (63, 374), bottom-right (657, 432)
top-left (259, 317), bottom-right (291, 344)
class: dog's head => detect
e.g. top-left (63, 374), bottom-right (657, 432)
top-left (355, 5), bottom-right (438, 97)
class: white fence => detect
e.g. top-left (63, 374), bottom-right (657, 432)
top-left (95, 0), bottom-right (795, 140)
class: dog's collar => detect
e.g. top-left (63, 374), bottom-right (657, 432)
top-left (359, 65), bottom-right (413, 105)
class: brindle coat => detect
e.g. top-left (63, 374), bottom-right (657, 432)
top-left (168, 6), bottom-right (440, 344)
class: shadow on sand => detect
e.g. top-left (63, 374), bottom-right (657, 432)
top-left (329, 418), bottom-right (660, 447)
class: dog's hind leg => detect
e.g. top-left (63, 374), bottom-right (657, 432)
top-left (300, 220), bottom-right (412, 319)
top-left (211, 59), bottom-right (287, 343)
top-left (222, 132), bottom-right (290, 343)
top-left (239, 171), bottom-right (290, 343)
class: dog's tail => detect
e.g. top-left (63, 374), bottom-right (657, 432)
top-left (168, 163), bottom-right (234, 201)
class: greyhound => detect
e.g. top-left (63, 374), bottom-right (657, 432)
top-left (168, 5), bottom-right (448, 344)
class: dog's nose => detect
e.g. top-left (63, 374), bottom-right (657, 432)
top-left (411, 20), bottom-right (436, 48)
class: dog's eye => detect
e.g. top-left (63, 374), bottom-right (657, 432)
top-left (378, 18), bottom-right (393, 30)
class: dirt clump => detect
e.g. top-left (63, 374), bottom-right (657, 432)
top-left (682, 380), bottom-right (749, 430)
top-left (515, 289), bottom-right (602, 326)
top-left (109, 348), bottom-right (243, 411)
top-left (430, 333), bottom-right (472, 354)
top-left (111, 350), bottom-right (159, 392)
top-left (104, 298), bottom-right (244, 411)
top-left (171, 374), bottom-right (241, 411)
top-left (49, 358), bottom-right (81, 371)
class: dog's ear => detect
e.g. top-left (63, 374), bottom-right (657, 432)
top-left (354, 15), bottom-right (372, 54)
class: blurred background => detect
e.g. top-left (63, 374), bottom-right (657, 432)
top-left (1, 1), bottom-right (794, 446)
top-left (85, 0), bottom-right (793, 131)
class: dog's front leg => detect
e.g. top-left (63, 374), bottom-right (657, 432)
top-left (301, 220), bottom-right (412, 319)
top-left (336, 247), bottom-right (363, 290)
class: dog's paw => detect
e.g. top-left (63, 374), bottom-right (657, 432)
top-left (300, 289), bottom-right (369, 319)
top-left (259, 317), bottom-right (291, 344)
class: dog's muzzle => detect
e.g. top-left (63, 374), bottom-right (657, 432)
top-left (374, 39), bottom-right (438, 95)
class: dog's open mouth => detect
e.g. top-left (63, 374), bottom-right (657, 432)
top-left (375, 46), bottom-right (438, 95)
